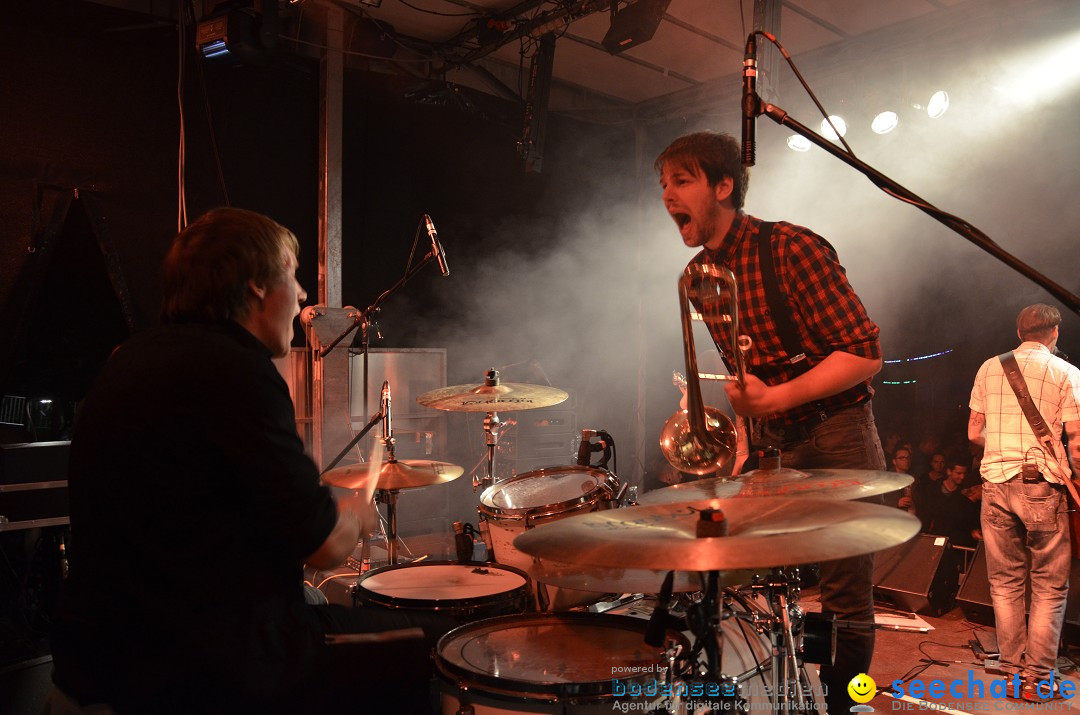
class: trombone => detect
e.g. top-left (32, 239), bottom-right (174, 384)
top-left (659, 262), bottom-right (751, 475)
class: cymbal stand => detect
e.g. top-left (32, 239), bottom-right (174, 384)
top-left (475, 369), bottom-right (502, 492)
top-left (374, 381), bottom-right (404, 565)
top-left (756, 569), bottom-right (818, 714)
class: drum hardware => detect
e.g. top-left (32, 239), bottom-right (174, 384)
top-left (417, 368), bottom-right (569, 491)
top-left (322, 381), bottom-right (464, 564)
top-left (660, 263), bottom-right (752, 476)
top-left (512, 498), bottom-right (919, 712)
top-left (478, 464), bottom-right (622, 610)
top-left (575, 428), bottom-right (616, 471)
top-left (434, 612), bottom-right (691, 715)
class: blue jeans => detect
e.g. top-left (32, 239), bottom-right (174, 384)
top-left (754, 401), bottom-right (886, 715)
top-left (981, 477), bottom-right (1070, 681)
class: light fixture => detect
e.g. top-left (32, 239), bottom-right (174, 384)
top-left (786, 135), bottom-right (811, 152)
top-left (196, 1), bottom-right (278, 63)
top-left (820, 115), bottom-right (847, 141)
top-left (871, 111), bottom-right (899, 134)
top-left (601, 0), bottom-right (672, 55)
top-left (926, 90), bottom-right (950, 118)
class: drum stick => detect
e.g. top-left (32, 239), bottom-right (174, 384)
top-left (324, 627), bottom-right (425, 645)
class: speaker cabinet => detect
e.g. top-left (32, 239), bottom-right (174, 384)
top-left (956, 543), bottom-right (1006, 626)
top-left (873, 533), bottom-right (960, 616)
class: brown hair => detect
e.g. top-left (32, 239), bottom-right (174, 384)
top-left (654, 131), bottom-right (749, 210)
top-left (1016, 303), bottom-right (1061, 342)
top-left (161, 207), bottom-right (299, 324)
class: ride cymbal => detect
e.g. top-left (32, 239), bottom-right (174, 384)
top-left (638, 467), bottom-right (912, 505)
top-left (322, 459), bottom-right (464, 491)
top-left (513, 497), bottom-right (920, 572)
top-left (526, 562), bottom-right (762, 593)
top-left (416, 382), bottom-right (568, 412)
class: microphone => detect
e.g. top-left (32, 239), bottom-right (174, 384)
top-left (424, 214), bottom-right (450, 277)
top-left (644, 570), bottom-right (676, 647)
top-left (741, 32), bottom-right (758, 167)
top-left (380, 380), bottom-right (392, 443)
top-left (577, 428), bottom-right (597, 466)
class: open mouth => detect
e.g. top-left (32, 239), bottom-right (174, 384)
top-left (672, 212), bottom-right (691, 231)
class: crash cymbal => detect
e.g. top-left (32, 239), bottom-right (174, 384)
top-left (526, 562), bottom-right (763, 593)
top-left (513, 497), bottom-right (920, 572)
top-left (322, 459), bottom-right (464, 491)
top-left (416, 382), bottom-right (568, 412)
top-left (638, 467), bottom-right (912, 505)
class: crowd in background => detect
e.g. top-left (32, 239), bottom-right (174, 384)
top-left (880, 427), bottom-right (984, 549)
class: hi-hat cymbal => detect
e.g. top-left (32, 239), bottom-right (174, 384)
top-left (322, 459), bottom-right (464, 491)
top-left (526, 562), bottom-right (763, 594)
top-left (638, 467), bottom-right (912, 506)
top-left (513, 497), bottom-right (920, 572)
top-left (416, 382), bottom-right (568, 412)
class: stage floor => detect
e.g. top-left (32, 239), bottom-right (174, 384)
top-left (804, 595), bottom-right (1080, 713)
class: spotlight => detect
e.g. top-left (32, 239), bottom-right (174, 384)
top-left (196, 1), bottom-right (278, 63)
top-left (871, 111), bottom-right (899, 134)
top-left (786, 135), bottom-right (811, 152)
top-left (820, 115), bottom-right (847, 141)
top-left (927, 90), bottom-right (949, 118)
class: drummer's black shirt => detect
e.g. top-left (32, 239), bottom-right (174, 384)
top-left (52, 321), bottom-right (338, 711)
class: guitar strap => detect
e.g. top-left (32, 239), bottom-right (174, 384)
top-left (997, 350), bottom-right (1080, 503)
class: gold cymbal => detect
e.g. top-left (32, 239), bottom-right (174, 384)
top-left (638, 467), bottom-right (913, 505)
top-left (416, 382), bottom-right (568, 412)
top-left (513, 497), bottom-right (920, 572)
top-left (322, 459), bottom-right (464, 491)
top-left (526, 562), bottom-right (763, 593)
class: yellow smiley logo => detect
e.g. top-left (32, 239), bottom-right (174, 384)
top-left (848, 673), bottom-right (877, 704)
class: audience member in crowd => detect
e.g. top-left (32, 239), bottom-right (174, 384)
top-left (916, 455), bottom-right (970, 539)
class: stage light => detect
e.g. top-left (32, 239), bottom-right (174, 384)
top-left (196, 1), bottom-right (278, 63)
top-left (871, 111), bottom-right (899, 134)
top-left (602, 0), bottom-right (672, 55)
top-left (926, 90), bottom-right (949, 118)
top-left (786, 135), bottom-right (811, 152)
top-left (820, 115), bottom-right (847, 140)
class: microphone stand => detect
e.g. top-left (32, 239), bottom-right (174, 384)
top-left (317, 246), bottom-right (443, 419)
top-left (747, 98), bottom-right (1080, 315)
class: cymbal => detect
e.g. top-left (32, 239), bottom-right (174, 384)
top-left (513, 497), bottom-right (920, 572)
top-left (638, 467), bottom-right (912, 506)
top-left (322, 459), bottom-right (464, 491)
top-left (527, 561), bottom-right (763, 593)
top-left (416, 382), bottom-right (568, 412)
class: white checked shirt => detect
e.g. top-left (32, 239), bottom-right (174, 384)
top-left (970, 341), bottom-right (1080, 484)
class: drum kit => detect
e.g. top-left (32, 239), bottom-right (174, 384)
top-left (317, 364), bottom-right (919, 715)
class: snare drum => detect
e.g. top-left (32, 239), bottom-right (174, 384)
top-left (478, 465), bottom-right (619, 609)
top-left (353, 561), bottom-right (531, 622)
top-left (435, 612), bottom-right (688, 714)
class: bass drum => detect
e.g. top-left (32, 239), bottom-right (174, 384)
top-left (435, 612), bottom-right (690, 715)
top-left (478, 465), bottom-right (619, 610)
top-left (353, 561), bottom-right (531, 623)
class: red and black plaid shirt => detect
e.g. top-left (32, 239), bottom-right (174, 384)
top-left (688, 212), bottom-right (881, 425)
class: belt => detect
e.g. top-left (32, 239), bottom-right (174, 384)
top-left (754, 402), bottom-right (862, 447)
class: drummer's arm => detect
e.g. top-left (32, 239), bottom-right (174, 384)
top-left (306, 494), bottom-right (373, 569)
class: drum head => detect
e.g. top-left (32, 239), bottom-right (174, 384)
top-left (356, 562), bottom-right (528, 608)
top-left (480, 466), bottom-right (615, 519)
top-left (436, 613), bottom-right (686, 698)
